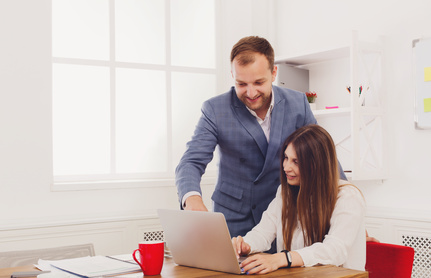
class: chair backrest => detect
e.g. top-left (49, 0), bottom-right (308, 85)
top-left (0, 243), bottom-right (95, 268)
top-left (366, 241), bottom-right (415, 278)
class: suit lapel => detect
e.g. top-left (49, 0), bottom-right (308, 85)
top-left (231, 90), bottom-right (268, 157)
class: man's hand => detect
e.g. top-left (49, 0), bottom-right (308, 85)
top-left (184, 195), bottom-right (208, 211)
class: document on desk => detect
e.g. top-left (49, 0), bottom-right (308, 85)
top-left (106, 254), bottom-right (137, 265)
top-left (39, 256), bottom-right (141, 278)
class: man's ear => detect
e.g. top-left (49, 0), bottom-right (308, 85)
top-left (272, 65), bottom-right (278, 82)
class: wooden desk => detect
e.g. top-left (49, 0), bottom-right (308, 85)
top-left (0, 258), bottom-right (368, 278)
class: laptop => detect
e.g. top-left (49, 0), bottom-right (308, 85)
top-left (157, 209), bottom-right (245, 275)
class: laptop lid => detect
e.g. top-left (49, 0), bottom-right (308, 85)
top-left (157, 209), bottom-right (243, 275)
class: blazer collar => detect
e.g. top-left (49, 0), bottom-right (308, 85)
top-left (231, 86), bottom-right (286, 162)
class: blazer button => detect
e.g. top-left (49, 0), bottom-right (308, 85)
top-left (252, 205), bottom-right (256, 209)
top-left (240, 158), bottom-right (246, 163)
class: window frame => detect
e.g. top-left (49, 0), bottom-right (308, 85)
top-left (52, 0), bottom-right (221, 191)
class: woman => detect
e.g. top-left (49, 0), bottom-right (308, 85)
top-left (232, 124), bottom-right (366, 274)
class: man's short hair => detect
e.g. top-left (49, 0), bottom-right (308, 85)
top-left (230, 36), bottom-right (275, 70)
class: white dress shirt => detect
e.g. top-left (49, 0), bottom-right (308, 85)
top-left (245, 91), bottom-right (274, 142)
top-left (243, 180), bottom-right (366, 271)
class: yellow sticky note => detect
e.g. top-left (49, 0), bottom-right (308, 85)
top-left (424, 98), bottom-right (431, 112)
top-left (425, 67), bottom-right (431, 81)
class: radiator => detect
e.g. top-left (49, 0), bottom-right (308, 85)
top-left (403, 234), bottom-right (431, 278)
top-left (142, 230), bottom-right (165, 242)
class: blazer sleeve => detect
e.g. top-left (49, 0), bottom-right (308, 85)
top-left (175, 100), bottom-right (219, 207)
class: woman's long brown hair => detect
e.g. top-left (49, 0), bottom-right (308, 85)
top-left (280, 124), bottom-right (339, 250)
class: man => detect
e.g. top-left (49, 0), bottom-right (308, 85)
top-left (175, 36), bottom-right (346, 238)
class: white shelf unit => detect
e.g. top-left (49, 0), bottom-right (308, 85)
top-left (275, 31), bottom-right (386, 180)
top-left (312, 107), bottom-right (351, 117)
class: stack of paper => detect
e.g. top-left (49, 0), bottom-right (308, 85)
top-left (37, 256), bottom-right (141, 278)
top-left (106, 254), bottom-right (137, 265)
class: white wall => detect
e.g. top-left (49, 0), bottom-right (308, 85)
top-left (0, 0), bottom-right (271, 254)
top-left (0, 0), bottom-right (191, 227)
top-left (0, 1), bottom-right (182, 254)
top-left (274, 0), bottom-right (431, 241)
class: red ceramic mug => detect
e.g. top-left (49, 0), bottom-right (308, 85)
top-left (132, 241), bottom-right (164, 275)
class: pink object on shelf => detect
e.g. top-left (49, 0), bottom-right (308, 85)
top-left (325, 106), bottom-right (339, 109)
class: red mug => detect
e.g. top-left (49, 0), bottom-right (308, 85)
top-left (132, 241), bottom-right (164, 275)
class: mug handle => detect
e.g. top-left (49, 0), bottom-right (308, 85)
top-left (132, 249), bottom-right (146, 272)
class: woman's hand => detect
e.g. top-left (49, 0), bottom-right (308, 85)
top-left (231, 236), bottom-right (251, 258)
top-left (366, 230), bottom-right (380, 243)
top-left (239, 253), bottom-right (286, 275)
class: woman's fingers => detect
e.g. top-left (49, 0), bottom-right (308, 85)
top-left (231, 236), bottom-right (243, 258)
top-left (240, 254), bottom-right (279, 275)
top-left (232, 236), bottom-right (251, 259)
top-left (236, 236), bottom-right (244, 255)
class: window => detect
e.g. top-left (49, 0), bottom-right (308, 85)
top-left (52, 0), bottom-right (218, 188)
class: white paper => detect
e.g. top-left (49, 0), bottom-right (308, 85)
top-left (40, 256), bottom-right (141, 278)
top-left (106, 254), bottom-right (137, 265)
top-left (36, 259), bottom-right (82, 278)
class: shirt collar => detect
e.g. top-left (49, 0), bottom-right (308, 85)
top-left (246, 90), bottom-right (274, 120)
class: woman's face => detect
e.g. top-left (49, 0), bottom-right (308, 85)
top-left (283, 143), bottom-right (300, 186)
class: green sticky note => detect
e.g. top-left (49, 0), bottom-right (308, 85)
top-left (424, 98), bottom-right (431, 112)
top-left (425, 67), bottom-right (431, 81)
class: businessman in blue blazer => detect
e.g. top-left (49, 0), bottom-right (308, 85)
top-left (175, 36), bottom-right (346, 238)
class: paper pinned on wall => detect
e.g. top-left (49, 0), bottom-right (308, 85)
top-left (424, 98), bottom-right (431, 112)
top-left (413, 38), bottom-right (431, 128)
top-left (425, 67), bottom-right (431, 82)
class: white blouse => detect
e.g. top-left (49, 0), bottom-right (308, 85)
top-left (243, 180), bottom-right (366, 271)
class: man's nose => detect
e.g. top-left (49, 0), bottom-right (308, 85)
top-left (246, 85), bottom-right (258, 98)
